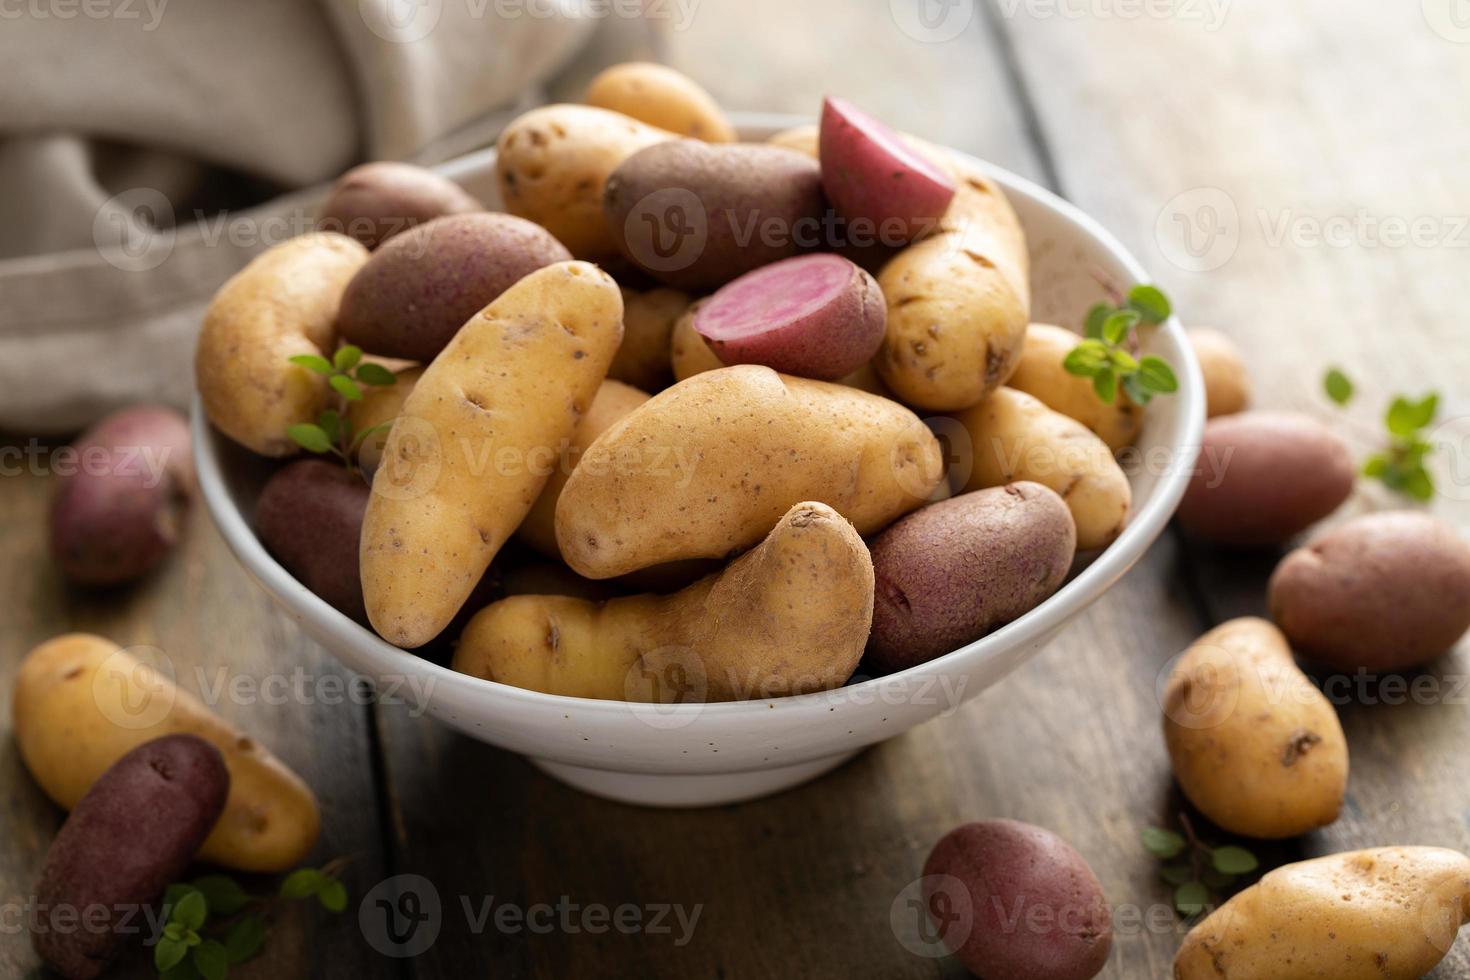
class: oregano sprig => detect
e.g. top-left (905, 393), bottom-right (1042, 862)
top-left (1064, 284), bottom-right (1180, 405)
top-left (155, 859), bottom-right (350, 979)
top-left (286, 345), bottom-right (397, 469)
top-left (1322, 367), bottom-right (1440, 501)
top-left (1142, 814), bottom-right (1258, 919)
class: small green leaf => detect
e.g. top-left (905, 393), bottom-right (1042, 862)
top-left (1093, 369), bottom-right (1119, 404)
top-left (1121, 373), bottom-right (1153, 407)
top-left (1159, 863), bottom-right (1195, 886)
top-left (1175, 881), bottom-right (1210, 917)
top-left (330, 374), bottom-right (364, 402)
top-left (183, 929), bottom-right (203, 948)
top-left (1140, 827), bottom-right (1187, 860)
top-left (1103, 309), bottom-right (1141, 346)
top-left (1110, 348), bottom-right (1140, 373)
top-left (1063, 340), bottom-right (1110, 377)
top-left (333, 345), bottom-right (363, 372)
top-left (1127, 284), bottom-right (1172, 323)
top-left (1403, 466), bottom-right (1436, 501)
top-left (1212, 846), bottom-right (1259, 875)
top-left (1363, 453), bottom-right (1389, 478)
top-left (171, 890), bottom-right (208, 931)
top-left (1138, 356), bottom-right (1179, 394)
top-left (288, 354), bottom-right (334, 375)
top-left (1387, 396), bottom-right (1422, 437)
top-left (354, 362), bottom-right (397, 386)
top-left (193, 940), bottom-right (229, 980)
top-left (317, 410), bottom-right (341, 445)
top-left (191, 875), bottom-right (250, 917)
top-left (1413, 393), bottom-right (1441, 429)
top-left (223, 916), bottom-right (267, 965)
top-left (287, 423), bottom-right (334, 454)
top-left (164, 922), bottom-right (186, 942)
top-left (156, 936), bottom-right (189, 972)
top-left (317, 878), bottom-right (348, 913)
top-left (281, 868), bottom-right (327, 900)
top-left (1084, 304), bottom-right (1113, 339)
top-left (1324, 368), bottom-right (1354, 406)
top-left (164, 883), bottom-right (199, 912)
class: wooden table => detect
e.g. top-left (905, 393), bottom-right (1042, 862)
top-left (5, 2), bottom-right (1470, 976)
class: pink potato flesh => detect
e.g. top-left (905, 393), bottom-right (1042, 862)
top-left (693, 254), bottom-right (885, 380)
top-left (819, 96), bottom-right (957, 243)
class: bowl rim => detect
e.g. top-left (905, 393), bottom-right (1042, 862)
top-left (194, 114), bottom-right (1206, 722)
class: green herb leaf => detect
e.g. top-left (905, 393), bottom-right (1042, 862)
top-left (1175, 881), bottom-right (1210, 917)
top-left (1093, 369), bottom-right (1119, 404)
top-left (1127, 284), bottom-right (1172, 323)
top-left (1084, 304), bottom-right (1113, 340)
top-left (280, 868), bottom-right (328, 900)
top-left (1103, 310), bottom-right (1141, 346)
top-left (317, 878), bottom-right (349, 913)
top-left (316, 410), bottom-right (341, 445)
top-left (288, 354), bottom-right (334, 375)
top-left (1403, 466), bottom-right (1436, 501)
top-left (1386, 394), bottom-right (1438, 436)
top-left (171, 890), bottom-right (208, 931)
top-left (1363, 453), bottom-right (1389, 478)
top-left (1110, 348), bottom-right (1140, 373)
top-left (193, 940), bottom-right (230, 980)
top-left (1138, 356), bottom-right (1179, 394)
top-left (223, 916), bottom-right (267, 965)
top-left (156, 936), bottom-right (190, 972)
top-left (183, 929), bottom-right (203, 948)
top-left (1121, 373), bottom-right (1152, 407)
top-left (1159, 863), bottom-right (1195, 886)
top-left (164, 922), bottom-right (186, 942)
top-left (1063, 339), bottom-right (1111, 377)
top-left (354, 362), bottom-right (397, 386)
top-left (1141, 827), bottom-right (1187, 860)
top-left (1324, 368), bottom-right (1354, 406)
top-left (191, 875), bottom-right (250, 917)
top-left (329, 374), bottom-right (364, 402)
top-left (287, 423), bottom-right (334, 454)
top-left (1413, 393), bottom-right (1440, 429)
top-left (1211, 846), bottom-right (1260, 875)
top-left (333, 345), bottom-right (363, 372)
top-left (164, 883), bottom-right (199, 912)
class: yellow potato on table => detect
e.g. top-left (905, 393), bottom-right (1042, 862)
top-left (611, 286), bottom-right (689, 391)
top-left (495, 104), bottom-right (672, 263)
top-left (1175, 846), bottom-right (1470, 979)
top-left (195, 232), bottom-right (368, 456)
top-left (13, 634), bottom-right (319, 873)
top-left (1188, 326), bottom-right (1251, 418)
top-left (457, 501), bottom-right (873, 701)
top-left (583, 62), bottom-right (736, 143)
top-left (361, 261), bottom-right (624, 649)
top-left (951, 387), bottom-right (1131, 550)
top-left (516, 378), bottom-right (651, 560)
top-left (555, 365), bottom-right (943, 579)
top-left (1162, 617), bottom-right (1348, 839)
top-left (1008, 323), bottom-right (1141, 451)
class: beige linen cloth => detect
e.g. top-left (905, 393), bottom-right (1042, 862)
top-left (0, 0), bottom-right (599, 433)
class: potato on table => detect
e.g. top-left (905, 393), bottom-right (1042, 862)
top-left (456, 501), bottom-right (873, 701)
top-left (13, 633), bottom-right (319, 872)
top-left (1008, 323), bottom-right (1142, 451)
top-left (1187, 326), bottom-right (1251, 418)
top-left (196, 232), bottom-right (368, 456)
top-left (583, 62), bottom-right (736, 143)
top-left (1175, 846), bottom-right (1470, 979)
top-left (318, 161), bottom-right (481, 249)
top-left (554, 365), bottom-right (943, 579)
top-left (952, 387), bottom-right (1131, 551)
top-left (1162, 618), bottom-right (1348, 839)
top-left (361, 261), bottom-right (624, 648)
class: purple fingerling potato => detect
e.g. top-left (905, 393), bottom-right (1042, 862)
top-left (32, 734), bottom-right (229, 980)
top-left (256, 459), bottom-right (371, 622)
top-left (693, 254), bottom-right (886, 380)
top-left (819, 96), bottom-right (957, 244)
top-left (319, 161), bottom-right (482, 250)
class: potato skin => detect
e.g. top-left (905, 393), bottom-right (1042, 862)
top-left (1187, 327), bottom-right (1251, 418)
top-left (953, 387), bottom-right (1131, 551)
top-left (1163, 618), bottom-right (1348, 839)
top-left (33, 734), bottom-right (229, 980)
top-left (49, 406), bottom-right (194, 586)
top-left (457, 502), bottom-right (873, 701)
top-left (583, 62), bottom-right (736, 143)
top-left (611, 286), bottom-right (689, 391)
top-left (1175, 847), bottom-right (1470, 979)
top-left (318, 161), bottom-right (481, 249)
top-left (555, 365), bottom-right (943, 579)
top-left (496, 104), bottom-right (672, 262)
top-left (1177, 411), bottom-right (1353, 547)
top-left (256, 459), bottom-right (371, 622)
top-left (923, 820), bottom-right (1112, 980)
top-left (13, 634), bottom-right (319, 872)
top-left (868, 483), bottom-right (1076, 672)
top-left (1008, 324), bottom-right (1141, 451)
top-left (361, 261), bottom-right (624, 648)
top-left (196, 232), bottom-right (368, 456)
top-left (1269, 512), bottom-right (1470, 671)
top-left (603, 140), bottom-right (825, 290)
top-left (346, 363), bottom-right (423, 471)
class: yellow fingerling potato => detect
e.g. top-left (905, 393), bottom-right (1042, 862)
top-left (583, 62), bottom-right (736, 143)
top-left (1162, 617), bottom-right (1348, 839)
top-left (555, 365), bottom-right (943, 579)
top-left (361, 261), bottom-right (624, 648)
top-left (516, 379), bottom-right (651, 560)
top-left (195, 233), bottom-right (368, 456)
top-left (345, 361), bottom-right (423, 472)
top-left (457, 502), bottom-right (873, 701)
top-left (13, 634), bottom-right (320, 873)
top-left (1188, 326), bottom-right (1251, 418)
top-left (1009, 323), bottom-right (1141, 451)
top-left (495, 104), bottom-right (673, 263)
top-left (952, 387), bottom-right (1130, 550)
top-left (767, 124), bottom-right (819, 158)
top-left (611, 287), bottom-right (689, 391)
top-left (1175, 847), bottom-right (1470, 979)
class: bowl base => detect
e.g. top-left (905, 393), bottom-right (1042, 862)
top-left (530, 751), bottom-right (860, 808)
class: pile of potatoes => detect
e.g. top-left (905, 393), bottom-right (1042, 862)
top-left (194, 62), bottom-right (1158, 705)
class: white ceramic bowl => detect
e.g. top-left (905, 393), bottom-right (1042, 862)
top-left (195, 114), bottom-right (1205, 808)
